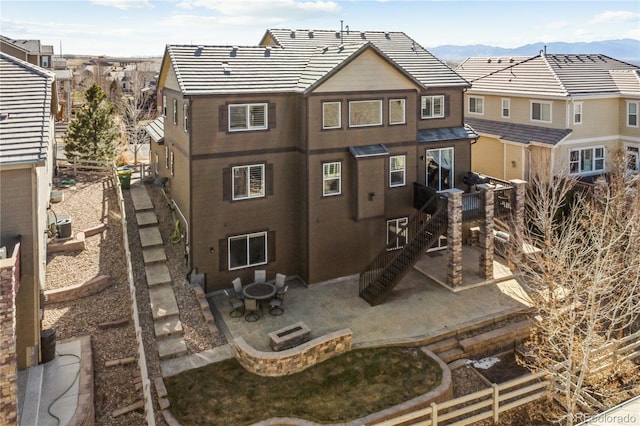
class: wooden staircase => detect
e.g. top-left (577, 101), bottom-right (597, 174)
top-left (359, 194), bottom-right (448, 306)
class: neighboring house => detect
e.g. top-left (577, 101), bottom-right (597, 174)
top-left (0, 52), bottom-right (57, 423)
top-left (456, 54), bottom-right (640, 181)
top-left (151, 28), bottom-right (483, 295)
top-left (0, 35), bottom-right (54, 69)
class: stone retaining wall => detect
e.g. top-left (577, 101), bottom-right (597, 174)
top-left (44, 275), bottom-right (112, 304)
top-left (234, 329), bottom-right (352, 377)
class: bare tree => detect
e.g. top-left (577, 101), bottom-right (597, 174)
top-left (509, 146), bottom-right (640, 425)
top-left (115, 68), bottom-right (153, 165)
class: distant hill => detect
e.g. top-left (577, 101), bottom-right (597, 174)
top-left (428, 39), bottom-right (640, 65)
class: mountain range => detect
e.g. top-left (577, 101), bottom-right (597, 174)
top-left (428, 39), bottom-right (640, 64)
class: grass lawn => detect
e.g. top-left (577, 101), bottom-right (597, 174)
top-left (166, 346), bottom-right (443, 425)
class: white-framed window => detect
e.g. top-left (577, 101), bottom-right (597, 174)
top-left (162, 95), bottom-right (167, 117)
top-left (232, 164), bottom-right (265, 200)
top-left (173, 99), bottom-right (178, 125)
top-left (389, 155), bottom-right (406, 187)
top-left (229, 103), bottom-right (268, 132)
top-left (165, 145), bottom-right (169, 168)
top-left (228, 231), bottom-right (267, 270)
top-left (573, 102), bottom-right (583, 125)
top-left (389, 99), bottom-right (406, 125)
top-left (626, 145), bottom-right (639, 173)
top-left (154, 153), bottom-right (159, 175)
top-left (183, 102), bottom-right (189, 132)
top-left (387, 217), bottom-right (408, 250)
top-left (349, 100), bottom-right (382, 127)
top-left (531, 100), bottom-right (552, 123)
top-left (41, 56), bottom-right (49, 68)
top-left (323, 161), bottom-right (341, 196)
top-left (501, 98), bottom-right (510, 118)
top-left (322, 101), bottom-right (341, 129)
top-left (569, 146), bottom-right (605, 175)
top-left (426, 147), bottom-right (454, 191)
top-left (469, 96), bottom-right (484, 114)
top-left (169, 150), bottom-right (175, 176)
top-left (627, 101), bottom-right (639, 127)
top-left (421, 95), bottom-right (444, 119)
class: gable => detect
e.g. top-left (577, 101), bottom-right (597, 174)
top-left (158, 54), bottom-right (181, 92)
top-left (313, 49), bottom-right (418, 93)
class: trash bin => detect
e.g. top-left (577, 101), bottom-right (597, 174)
top-left (117, 167), bottom-right (132, 189)
top-left (41, 328), bottom-right (56, 364)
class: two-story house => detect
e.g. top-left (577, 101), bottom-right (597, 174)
top-left (456, 54), bottom-right (640, 181)
top-left (152, 28), bottom-right (481, 298)
top-left (0, 52), bottom-right (57, 423)
top-left (0, 35), bottom-right (54, 69)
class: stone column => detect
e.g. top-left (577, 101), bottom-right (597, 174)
top-left (0, 259), bottom-right (19, 425)
top-left (478, 184), bottom-right (494, 279)
top-left (509, 179), bottom-right (527, 258)
top-left (446, 189), bottom-right (463, 289)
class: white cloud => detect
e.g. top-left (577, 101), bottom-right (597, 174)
top-left (546, 21), bottom-right (569, 30)
top-left (90, 0), bottom-right (154, 10)
top-left (176, 0), bottom-right (340, 18)
top-left (589, 10), bottom-right (640, 24)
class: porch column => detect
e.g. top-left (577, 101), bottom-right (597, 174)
top-left (509, 179), bottom-right (527, 259)
top-left (478, 183), bottom-right (494, 279)
top-left (446, 189), bottom-right (463, 289)
top-left (0, 261), bottom-right (19, 425)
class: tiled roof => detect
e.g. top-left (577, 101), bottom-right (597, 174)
top-left (264, 29), bottom-right (469, 88)
top-left (465, 117), bottom-right (572, 146)
top-left (456, 56), bottom-right (529, 81)
top-left (608, 69), bottom-right (640, 96)
top-left (0, 52), bottom-right (55, 165)
top-left (460, 54), bottom-right (640, 97)
top-left (144, 116), bottom-right (164, 143)
top-left (1, 35), bottom-right (53, 54)
top-left (417, 125), bottom-right (478, 143)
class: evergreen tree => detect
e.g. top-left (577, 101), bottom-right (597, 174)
top-left (64, 84), bottom-right (120, 162)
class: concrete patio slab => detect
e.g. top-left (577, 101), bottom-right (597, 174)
top-left (138, 227), bottom-right (163, 248)
top-left (149, 285), bottom-right (179, 320)
top-left (143, 247), bottom-right (167, 265)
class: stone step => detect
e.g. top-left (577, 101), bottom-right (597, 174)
top-left (157, 336), bottom-right (188, 360)
top-left (143, 247), bottom-right (167, 265)
top-left (145, 263), bottom-right (172, 287)
top-left (139, 227), bottom-right (163, 248)
top-left (154, 317), bottom-right (183, 339)
top-left (149, 285), bottom-right (180, 320)
top-left (438, 347), bottom-right (466, 363)
top-left (459, 319), bottom-right (533, 354)
top-left (136, 211), bottom-right (158, 227)
top-left (130, 184), bottom-right (154, 211)
top-left (426, 336), bottom-right (459, 354)
top-left (160, 346), bottom-right (235, 377)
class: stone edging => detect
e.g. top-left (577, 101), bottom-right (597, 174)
top-left (44, 275), bottom-right (112, 304)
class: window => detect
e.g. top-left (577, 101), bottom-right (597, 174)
top-left (165, 145), bottom-right (169, 168)
top-left (627, 101), bottom-right (639, 127)
top-left (389, 155), bottom-right (406, 187)
top-left (183, 102), bottom-right (189, 132)
top-left (232, 164), bottom-right (265, 200)
top-left (228, 232), bottom-right (267, 270)
top-left (421, 95), bottom-right (444, 119)
top-left (322, 102), bottom-right (341, 129)
top-left (469, 96), bottom-right (484, 114)
top-left (229, 103), bottom-right (267, 131)
top-left (173, 99), bottom-right (178, 125)
top-left (569, 147), bottom-right (605, 174)
top-left (573, 102), bottom-right (583, 125)
top-left (501, 98), bottom-right (510, 118)
top-left (169, 150), bottom-right (175, 176)
top-left (387, 218), bottom-right (408, 250)
top-left (531, 101), bottom-right (551, 122)
top-left (154, 153), bottom-right (158, 175)
top-left (426, 147), bottom-right (454, 191)
top-left (323, 161), bottom-right (341, 196)
top-left (627, 145), bottom-right (639, 173)
top-left (349, 100), bottom-right (382, 127)
top-left (162, 95), bottom-right (167, 117)
top-left (389, 99), bottom-right (406, 125)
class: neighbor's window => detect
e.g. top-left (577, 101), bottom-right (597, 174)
top-left (569, 146), bottom-right (605, 174)
top-left (229, 103), bottom-right (268, 131)
top-left (531, 101), bottom-right (552, 122)
top-left (173, 99), bottom-right (178, 125)
top-left (389, 155), bottom-right (406, 187)
top-left (501, 98), bottom-right (510, 118)
top-left (469, 96), bottom-right (484, 114)
top-left (162, 95), bottom-right (167, 117)
top-left (389, 99), bottom-right (406, 125)
top-left (169, 150), bottom-right (175, 176)
top-left (573, 102), bottom-right (583, 125)
top-left (627, 101), bottom-right (639, 127)
top-left (183, 102), bottom-right (189, 132)
top-left (165, 145), bottom-right (169, 168)
top-left (387, 217), bottom-right (408, 250)
top-left (322, 102), bottom-right (341, 129)
top-left (627, 145), bottom-right (640, 173)
top-left (421, 95), bottom-right (444, 119)
top-left (349, 100), bottom-right (382, 127)
top-left (228, 231), bottom-right (267, 270)
top-left (232, 164), bottom-right (265, 200)
top-left (323, 161), bottom-right (341, 196)
top-left (154, 153), bottom-right (159, 175)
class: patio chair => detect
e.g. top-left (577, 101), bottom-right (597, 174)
top-left (244, 298), bottom-right (260, 322)
top-left (224, 289), bottom-right (245, 318)
top-left (232, 277), bottom-right (244, 298)
top-left (274, 273), bottom-right (286, 291)
top-left (269, 285), bottom-right (288, 316)
top-left (254, 269), bottom-right (266, 284)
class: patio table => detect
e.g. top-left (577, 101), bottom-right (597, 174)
top-left (243, 282), bottom-right (277, 315)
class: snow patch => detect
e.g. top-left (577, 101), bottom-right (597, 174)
top-left (465, 356), bottom-right (501, 369)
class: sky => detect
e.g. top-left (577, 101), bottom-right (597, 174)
top-left (1, 0), bottom-right (639, 57)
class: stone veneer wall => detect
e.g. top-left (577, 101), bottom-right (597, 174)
top-left (0, 244), bottom-right (20, 425)
top-left (234, 329), bottom-right (352, 377)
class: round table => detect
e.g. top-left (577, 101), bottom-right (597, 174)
top-left (243, 283), bottom-right (276, 300)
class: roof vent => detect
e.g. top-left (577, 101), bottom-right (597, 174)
top-left (335, 31), bottom-right (340, 38)
top-left (338, 44), bottom-right (344, 51)
top-left (487, 58), bottom-right (492, 63)
top-left (0, 113), bottom-right (9, 122)
top-left (195, 45), bottom-right (204, 56)
top-left (322, 46), bottom-right (329, 53)
top-left (497, 57), bottom-right (502, 63)
top-left (385, 32), bottom-right (390, 39)
top-left (509, 57), bottom-right (514, 63)
top-left (308, 30), bottom-right (314, 38)
top-left (290, 30), bottom-right (296, 37)
top-left (222, 62), bottom-right (231, 74)
top-left (264, 46), bottom-right (271, 57)
top-left (230, 46), bottom-right (238, 57)
top-left (360, 31), bottom-right (366, 39)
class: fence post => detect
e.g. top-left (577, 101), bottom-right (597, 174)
top-left (431, 401), bottom-right (438, 426)
top-left (493, 383), bottom-right (499, 422)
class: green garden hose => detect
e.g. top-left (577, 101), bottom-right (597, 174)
top-left (170, 220), bottom-right (182, 244)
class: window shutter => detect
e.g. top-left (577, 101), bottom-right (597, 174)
top-left (222, 167), bottom-right (231, 201)
top-left (219, 238), bottom-right (228, 272)
top-left (219, 105), bottom-right (227, 132)
top-left (444, 95), bottom-right (450, 118)
top-left (268, 103), bottom-right (276, 129)
top-left (268, 230), bottom-right (276, 262)
top-left (266, 163), bottom-right (274, 196)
